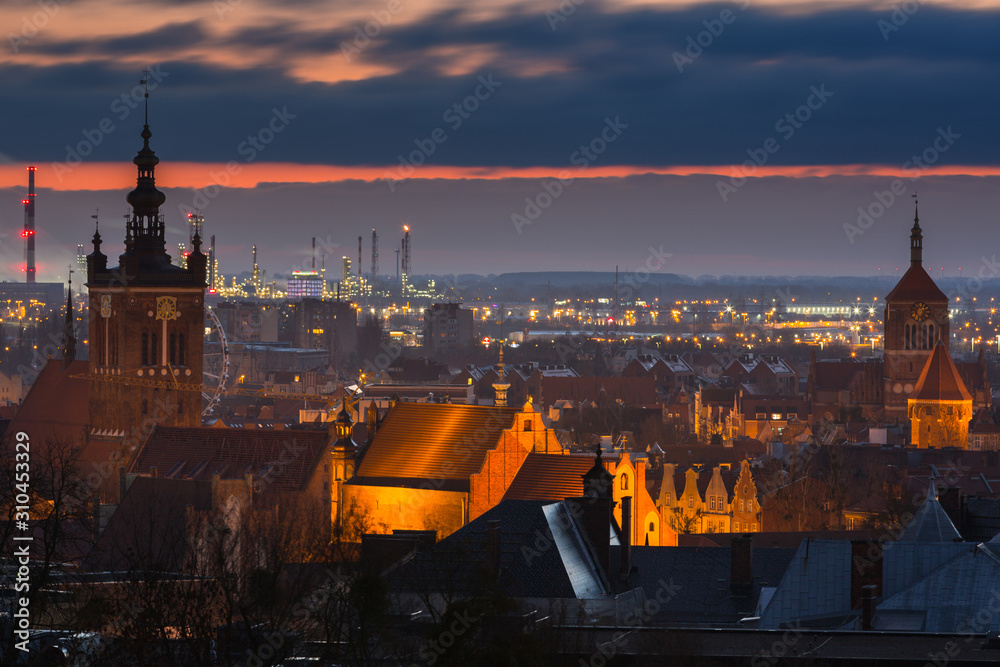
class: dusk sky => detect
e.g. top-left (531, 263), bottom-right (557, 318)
top-left (2, 0), bottom-right (999, 282)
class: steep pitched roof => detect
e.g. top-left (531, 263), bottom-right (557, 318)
top-left (354, 403), bottom-right (518, 483)
top-left (885, 263), bottom-right (948, 302)
top-left (130, 426), bottom-right (329, 493)
top-left (5, 359), bottom-right (89, 447)
top-left (896, 480), bottom-right (962, 543)
top-left (911, 341), bottom-right (972, 402)
top-left (501, 453), bottom-right (594, 501)
top-left (387, 499), bottom-right (600, 599)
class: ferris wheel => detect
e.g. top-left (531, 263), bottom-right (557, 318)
top-left (202, 303), bottom-right (230, 417)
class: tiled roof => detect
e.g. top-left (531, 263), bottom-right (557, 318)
top-left (502, 453), bottom-right (594, 501)
top-left (354, 403), bottom-right (517, 481)
top-left (885, 263), bottom-right (948, 302)
top-left (878, 544), bottom-right (1000, 633)
top-left (628, 545), bottom-right (796, 626)
top-left (758, 540), bottom-right (853, 629)
top-left (4, 359), bottom-right (89, 448)
top-left (130, 426), bottom-right (329, 492)
top-left (911, 342), bottom-right (972, 402)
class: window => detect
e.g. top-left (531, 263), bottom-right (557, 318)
top-left (688, 498), bottom-right (693, 508)
top-left (169, 333), bottom-right (176, 365)
top-left (649, 521), bottom-right (655, 532)
top-left (740, 500), bottom-right (745, 512)
top-left (524, 420), bottom-right (532, 432)
top-left (621, 474), bottom-right (629, 490)
top-left (141, 399), bottom-right (148, 415)
top-left (142, 333), bottom-right (148, 366)
top-left (710, 497), bottom-right (716, 511)
top-left (751, 523), bottom-right (757, 532)
top-left (151, 333), bottom-right (158, 365)
top-left (179, 334), bottom-right (185, 365)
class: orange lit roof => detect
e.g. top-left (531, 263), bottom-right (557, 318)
top-left (354, 403), bottom-right (518, 483)
top-left (501, 453), bottom-right (595, 502)
top-left (911, 341), bottom-right (972, 402)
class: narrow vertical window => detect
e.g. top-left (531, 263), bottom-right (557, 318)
top-left (141, 333), bottom-right (149, 366)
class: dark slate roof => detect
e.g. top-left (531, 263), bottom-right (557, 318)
top-left (355, 403), bottom-right (517, 481)
top-left (387, 500), bottom-right (581, 600)
top-left (896, 482), bottom-right (963, 543)
top-left (878, 544), bottom-right (1000, 633)
top-left (758, 540), bottom-right (852, 629)
top-left (759, 538), bottom-right (976, 631)
top-left (502, 453), bottom-right (594, 501)
top-left (130, 426), bottom-right (329, 493)
top-left (627, 545), bottom-right (796, 626)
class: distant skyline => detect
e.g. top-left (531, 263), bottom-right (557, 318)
top-left (2, 0), bottom-right (999, 281)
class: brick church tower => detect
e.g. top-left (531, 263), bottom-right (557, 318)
top-left (87, 114), bottom-right (207, 436)
top-left (883, 204), bottom-right (950, 421)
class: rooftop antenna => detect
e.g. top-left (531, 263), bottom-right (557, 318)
top-left (140, 66), bottom-right (150, 125)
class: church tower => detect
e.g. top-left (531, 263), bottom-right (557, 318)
top-left (87, 104), bottom-right (207, 437)
top-left (883, 203), bottom-right (949, 421)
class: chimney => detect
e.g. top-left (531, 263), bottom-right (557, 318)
top-left (619, 496), bottom-right (632, 582)
top-left (91, 496), bottom-right (101, 543)
top-left (861, 584), bottom-right (877, 630)
top-left (938, 486), bottom-right (963, 529)
top-left (487, 520), bottom-right (501, 581)
top-left (150, 465), bottom-right (158, 478)
top-left (730, 534), bottom-right (753, 594)
top-left (850, 540), bottom-right (882, 610)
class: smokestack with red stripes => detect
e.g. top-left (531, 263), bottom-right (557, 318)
top-left (23, 166), bottom-right (36, 283)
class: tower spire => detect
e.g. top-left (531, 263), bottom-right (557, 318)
top-left (910, 193), bottom-right (922, 266)
top-left (62, 270), bottom-right (76, 367)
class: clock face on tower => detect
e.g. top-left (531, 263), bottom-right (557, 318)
top-left (156, 296), bottom-right (177, 321)
top-left (910, 302), bottom-right (930, 322)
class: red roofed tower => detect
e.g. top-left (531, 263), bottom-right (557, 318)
top-left (908, 341), bottom-right (972, 448)
top-left (883, 202), bottom-right (949, 421)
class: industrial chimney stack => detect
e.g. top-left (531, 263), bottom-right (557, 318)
top-left (23, 166), bottom-right (36, 283)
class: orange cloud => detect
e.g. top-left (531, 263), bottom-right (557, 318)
top-left (4, 162), bottom-right (1000, 192)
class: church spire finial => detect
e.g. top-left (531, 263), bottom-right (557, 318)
top-left (910, 193), bottom-right (922, 266)
top-left (62, 270), bottom-right (76, 368)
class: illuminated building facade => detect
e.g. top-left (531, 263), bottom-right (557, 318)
top-left (286, 270), bottom-right (324, 299)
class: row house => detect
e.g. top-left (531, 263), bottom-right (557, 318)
top-left (621, 354), bottom-right (696, 394)
top-left (722, 354), bottom-right (799, 396)
top-left (654, 460), bottom-right (762, 535)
